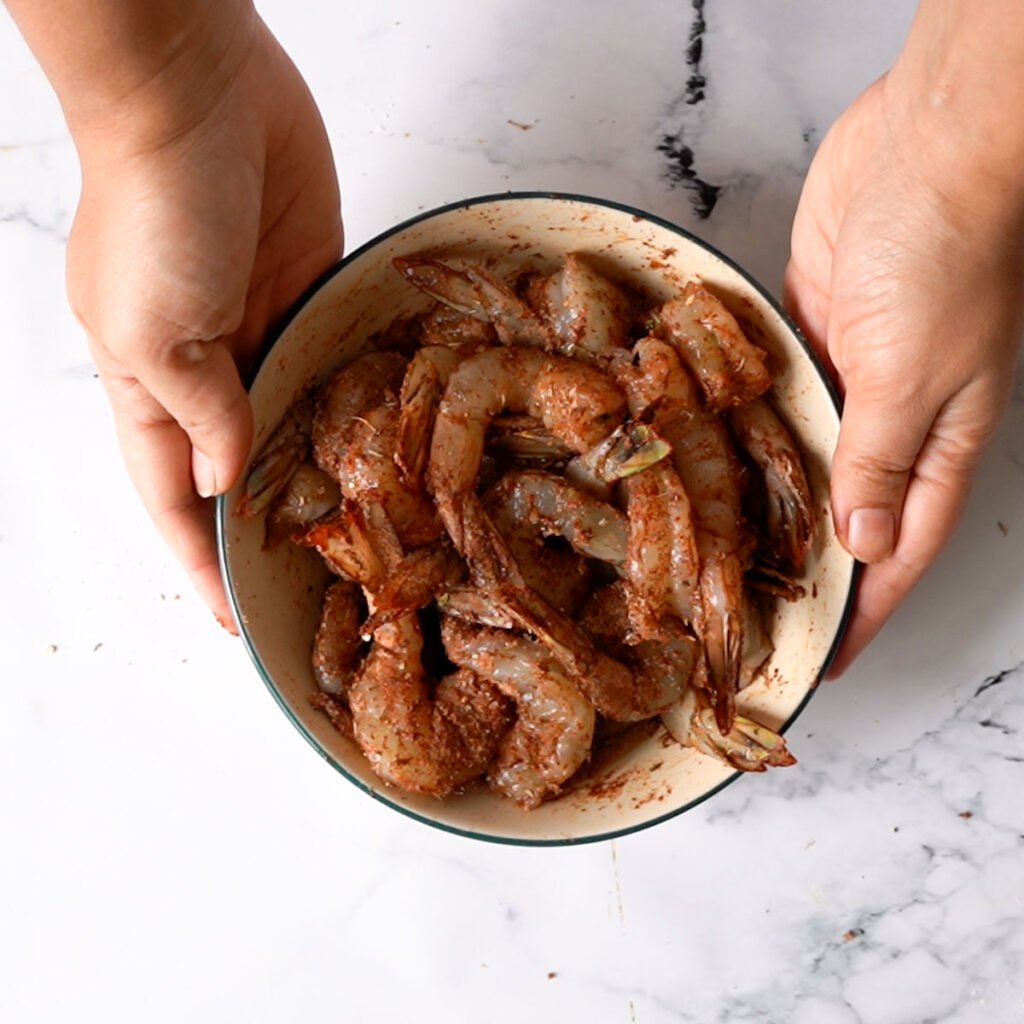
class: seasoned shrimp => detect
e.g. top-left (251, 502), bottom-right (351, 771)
top-left (299, 500), bottom-right (462, 617)
top-left (627, 338), bottom-right (752, 730)
top-left (532, 252), bottom-right (633, 359)
top-left (441, 618), bottom-right (596, 808)
top-left (340, 396), bottom-right (441, 549)
top-left (312, 580), bottom-right (365, 698)
top-left (661, 686), bottom-right (796, 772)
top-left (487, 468), bottom-right (631, 569)
top-left (394, 256), bottom-right (554, 349)
top-left (620, 462), bottom-right (703, 640)
top-left (348, 611), bottom-right (513, 796)
top-left (484, 473), bottom-right (595, 617)
top-left (420, 302), bottom-right (498, 349)
top-left (265, 462), bottom-right (340, 547)
top-left (579, 582), bottom-right (698, 715)
top-left (311, 351), bottom-right (407, 478)
top-left (396, 345), bottom-right (464, 488)
top-left (729, 398), bottom-right (816, 573)
top-left (649, 281), bottom-right (771, 410)
top-left (451, 508), bottom-right (683, 724)
top-left (487, 414), bottom-right (576, 469)
top-left (237, 396), bottom-right (315, 517)
top-left (427, 344), bottom-right (626, 554)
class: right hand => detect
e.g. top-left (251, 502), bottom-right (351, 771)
top-left (66, 13), bottom-right (342, 627)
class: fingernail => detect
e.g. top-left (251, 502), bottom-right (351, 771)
top-left (847, 508), bottom-right (895, 563)
top-left (192, 449), bottom-right (217, 498)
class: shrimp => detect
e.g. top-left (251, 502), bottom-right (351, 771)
top-left (579, 582), bottom-right (698, 715)
top-left (441, 618), bottom-right (596, 808)
top-left (348, 611), bottom-right (513, 796)
top-left (628, 338), bottom-right (752, 731)
top-left (729, 397), bottom-right (816, 573)
top-left (484, 473), bottom-right (596, 617)
top-left (312, 580), bottom-right (366, 698)
top-left (449, 508), bottom-right (683, 723)
top-left (394, 256), bottom-right (555, 349)
top-left (264, 462), bottom-right (340, 547)
top-left (299, 500), bottom-right (462, 617)
top-left (396, 345), bottom-right (464, 488)
top-left (486, 468), bottom-right (631, 570)
top-left (648, 281), bottom-right (771, 410)
top-left (237, 396), bottom-right (316, 517)
top-left (661, 686), bottom-right (796, 772)
top-left (311, 351), bottom-right (407, 478)
top-left (532, 252), bottom-right (634, 359)
top-left (420, 302), bottom-right (499, 349)
top-left (486, 414), bottom-right (576, 469)
top-left (340, 397), bottom-right (442, 549)
top-left (427, 344), bottom-right (627, 554)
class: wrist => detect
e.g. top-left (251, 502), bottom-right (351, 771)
top-left (885, 0), bottom-right (1024, 214)
top-left (10, 0), bottom-right (259, 156)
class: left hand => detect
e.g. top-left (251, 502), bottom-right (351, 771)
top-left (785, 75), bottom-right (1024, 675)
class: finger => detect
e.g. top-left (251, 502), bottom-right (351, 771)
top-left (133, 338), bottom-right (254, 499)
top-left (101, 371), bottom-right (238, 632)
top-left (829, 381), bottom-right (937, 565)
top-left (827, 430), bottom-right (978, 676)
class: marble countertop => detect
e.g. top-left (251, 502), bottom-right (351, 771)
top-left (3, 2), bottom-right (1023, 1021)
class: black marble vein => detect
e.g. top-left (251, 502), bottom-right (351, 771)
top-left (656, 0), bottom-right (721, 219)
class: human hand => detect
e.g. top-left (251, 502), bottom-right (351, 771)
top-left (64, 12), bottom-right (342, 627)
top-left (786, 74), bottom-right (1024, 675)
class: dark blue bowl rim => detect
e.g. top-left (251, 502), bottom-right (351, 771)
top-left (216, 189), bottom-right (860, 848)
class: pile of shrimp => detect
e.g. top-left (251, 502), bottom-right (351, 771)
top-left (237, 252), bottom-right (817, 809)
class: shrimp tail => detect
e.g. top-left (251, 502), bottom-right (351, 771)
top-left (662, 688), bottom-right (796, 771)
top-left (236, 397), bottom-right (315, 517)
top-left (693, 707), bottom-right (797, 771)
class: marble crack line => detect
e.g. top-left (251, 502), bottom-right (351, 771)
top-left (973, 660), bottom-right (1023, 699)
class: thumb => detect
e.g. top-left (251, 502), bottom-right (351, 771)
top-left (136, 338), bottom-right (254, 498)
top-left (830, 384), bottom-right (933, 564)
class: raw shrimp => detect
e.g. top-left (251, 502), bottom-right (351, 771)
top-left (486, 468), bottom-right (630, 570)
top-left (420, 302), bottom-right (498, 349)
top-left (532, 252), bottom-right (634, 359)
top-left (484, 473), bottom-right (595, 617)
top-left (441, 618), bottom-right (596, 808)
top-left (299, 500), bottom-right (462, 618)
top-left (312, 580), bottom-right (365, 698)
top-left (486, 414), bottom-right (576, 469)
top-left (729, 398), bottom-right (816, 573)
top-left (348, 611), bottom-right (513, 796)
top-left (339, 396), bottom-right (442, 549)
top-left (627, 338), bottom-right (752, 731)
top-left (264, 462), bottom-right (340, 547)
top-left (427, 344), bottom-right (627, 554)
top-left (661, 686), bottom-right (796, 772)
top-left (579, 582), bottom-right (698, 714)
top-left (649, 281), bottom-right (771, 410)
top-left (237, 396), bottom-right (315, 517)
top-left (449, 511), bottom-right (683, 724)
top-left (311, 351), bottom-right (406, 479)
top-left (396, 345), bottom-right (464, 487)
top-left (394, 256), bottom-right (555, 349)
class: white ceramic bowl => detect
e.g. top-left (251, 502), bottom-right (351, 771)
top-left (217, 192), bottom-right (857, 845)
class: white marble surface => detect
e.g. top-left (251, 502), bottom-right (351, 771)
top-left (3, 2), bottom-right (1023, 1022)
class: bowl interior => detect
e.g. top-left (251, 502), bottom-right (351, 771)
top-left (218, 193), bottom-right (856, 844)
